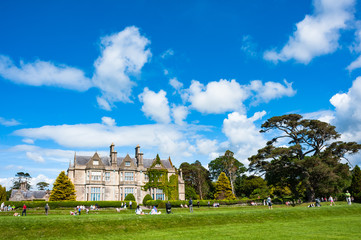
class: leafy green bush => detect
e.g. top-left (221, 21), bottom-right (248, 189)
top-left (124, 194), bottom-right (135, 201)
top-left (143, 194), bottom-right (152, 206)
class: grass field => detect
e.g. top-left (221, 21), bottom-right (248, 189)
top-left (0, 202), bottom-right (360, 239)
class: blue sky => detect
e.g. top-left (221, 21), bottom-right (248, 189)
top-left (1, 0), bottom-right (361, 189)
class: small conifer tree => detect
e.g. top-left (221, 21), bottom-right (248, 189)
top-left (0, 185), bottom-right (6, 201)
top-left (214, 172), bottom-right (235, 200)
top-left (50, 171), bottom-right (76, 201)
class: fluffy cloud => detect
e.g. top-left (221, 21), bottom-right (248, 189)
top-left (171, 105), bottom-right (188, 125)
top-left (196, 138), bottom-right (219, 156)
top-left (264, 0), bottom-right (355, 64)
top-left (0, 117), bottom-right (20, 127)
top-left (0, 55), bottom-right (92, 91)
top-left (139, 88), bottom-right (171, 123)
top-left (101, 116), bottom-right (116, 126)
top-left (93, 26), bottom-right (151, 109)
top-left (330, 76), bottom-right (361, 141)
top-left (182, 79), bottom-right (296, 114)
top-left (169, 77), bottom-right (183, 91)
top-left (347, 24), bottom-right (361, 71)
top-left (248, 79), bottom-right (296, 104)
top-left (186, 79), bottom-right (248, 114)
top-left (222, 111), bottom-right (267, 165)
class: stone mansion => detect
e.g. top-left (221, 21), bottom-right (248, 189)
top-left (67, 144), bottom-right (185, 203)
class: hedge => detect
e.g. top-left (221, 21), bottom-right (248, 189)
top-left (145, 199), bottom-right (252, 208)
top-left (144, 197), bottom-right (299, 208)
top-left (3, 201), bottom-right (137, 209)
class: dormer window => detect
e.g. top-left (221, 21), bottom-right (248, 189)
top-left (125, 161), bottom-right (131, 166)
top-left (93, 160), bottom-right (99, 165)
top-left (155, 164), bottom-right (161, 168)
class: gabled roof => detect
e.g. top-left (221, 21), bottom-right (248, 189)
top-left (11, 190), bottom-right (48, 199)
top-left (75, 155), bottom-right (173, 169)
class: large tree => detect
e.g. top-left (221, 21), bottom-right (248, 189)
top-left (214, 172), bottom-right (235, 200)
top-left (180, 160), bottom-right (212, 199)
top-left (249, 114), bottom-right (361, 201)
top-left (49, 171), bottom-right (76, 201)
top-left (236, 175), bottom-right (268, 198)
top-left (37, 182), bottom-right (50, 191)
top-left (209, 150), bottom-right (246, 195)
top-left (12, 172), bottom-right (32, 190)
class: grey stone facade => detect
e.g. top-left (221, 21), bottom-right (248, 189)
top-left (67, 144), bottom-right (185, 203)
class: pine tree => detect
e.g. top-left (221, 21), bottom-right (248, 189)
top-left (214, 172), bottom-right (235, 200)
top-left (50, 171), bottom-right (76, 201)
top-left (350, 165), bottom-right (361, 201)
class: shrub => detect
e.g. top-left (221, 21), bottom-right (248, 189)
top-left (124, 194), bottom-right (135, 201)
top-left (143, 194), bottom-right (152, 206)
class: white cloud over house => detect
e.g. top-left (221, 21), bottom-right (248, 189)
top-left (264, 0), bottom-right (355, 64)
top-left (93, 26), bottom-right (152, 109)
top-left (186, 79), bottom-right (248, 114)
top-left (139, 88), bottom-right (171, 124)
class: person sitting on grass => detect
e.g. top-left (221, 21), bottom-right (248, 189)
top-left (135, 205), bottom-right (144, 215)
top-left (150, 206), bottom-right (161, 215)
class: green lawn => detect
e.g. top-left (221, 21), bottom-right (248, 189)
top-left (0, 203), bottom-right (360, 239)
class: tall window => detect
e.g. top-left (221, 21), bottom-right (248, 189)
top-left (91, 171), bottom-right (102, 181)
top-left (156, 188), bottom-right (164, 200)
top-left (87, 171), bottom-right (90, 181)
top-left (124, 187), bottom-right (133, 198)
top-left (105, 172), bottom-right (110, 181)
top-left (144, 174), bottom-right (149, 181)
top-left (124, 172), bottom-right (134, 181)
top-left (91, 187), bottom-right (101, 201)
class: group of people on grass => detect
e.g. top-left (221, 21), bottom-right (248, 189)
top-left (0, 202), bottom-right (15, 212)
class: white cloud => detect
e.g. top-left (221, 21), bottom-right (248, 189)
top-left (241, 35), bottom-right (257, 57)
top-left (0, 117), bottom-right (20, 127)
top-left (101, 116), bottom-right (116, 126)
top-left (248, 79), bottom-right (296, 104)
top-left (0, 174), bottom-right (55, 190)
top-left (222, 111), bottom-right (267, 165)
top-left (26, 152), bottom-right (45, 163)
top-left (161, 49), bottom-right (174, 59)
top-left (330, 76), bottom-right (361, 141)
top-left (169, 77), bottom-right (183, 91)
top-left (347, 55), bottom-right (361, 71)
top-left (303, 110), bottom-right (335, 123)
top-left (0, 55), bottom-right (92, 91)
top-left (264, 0), bottom-right (355, 64)
top-left (139, 87), bottom-right (171, 124)
top-left (22, 138), bottom-right (34, 144)
top-left (186, 79), bottom-right (248, 114)
top-left (92, 26), bottom-right (152, 109)
top-left (196, 138), bottom-right (219, 156)
top-left (30, 174), bottom-right (55, 190)
top-left (172, 105), bottom-right (188, 125)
